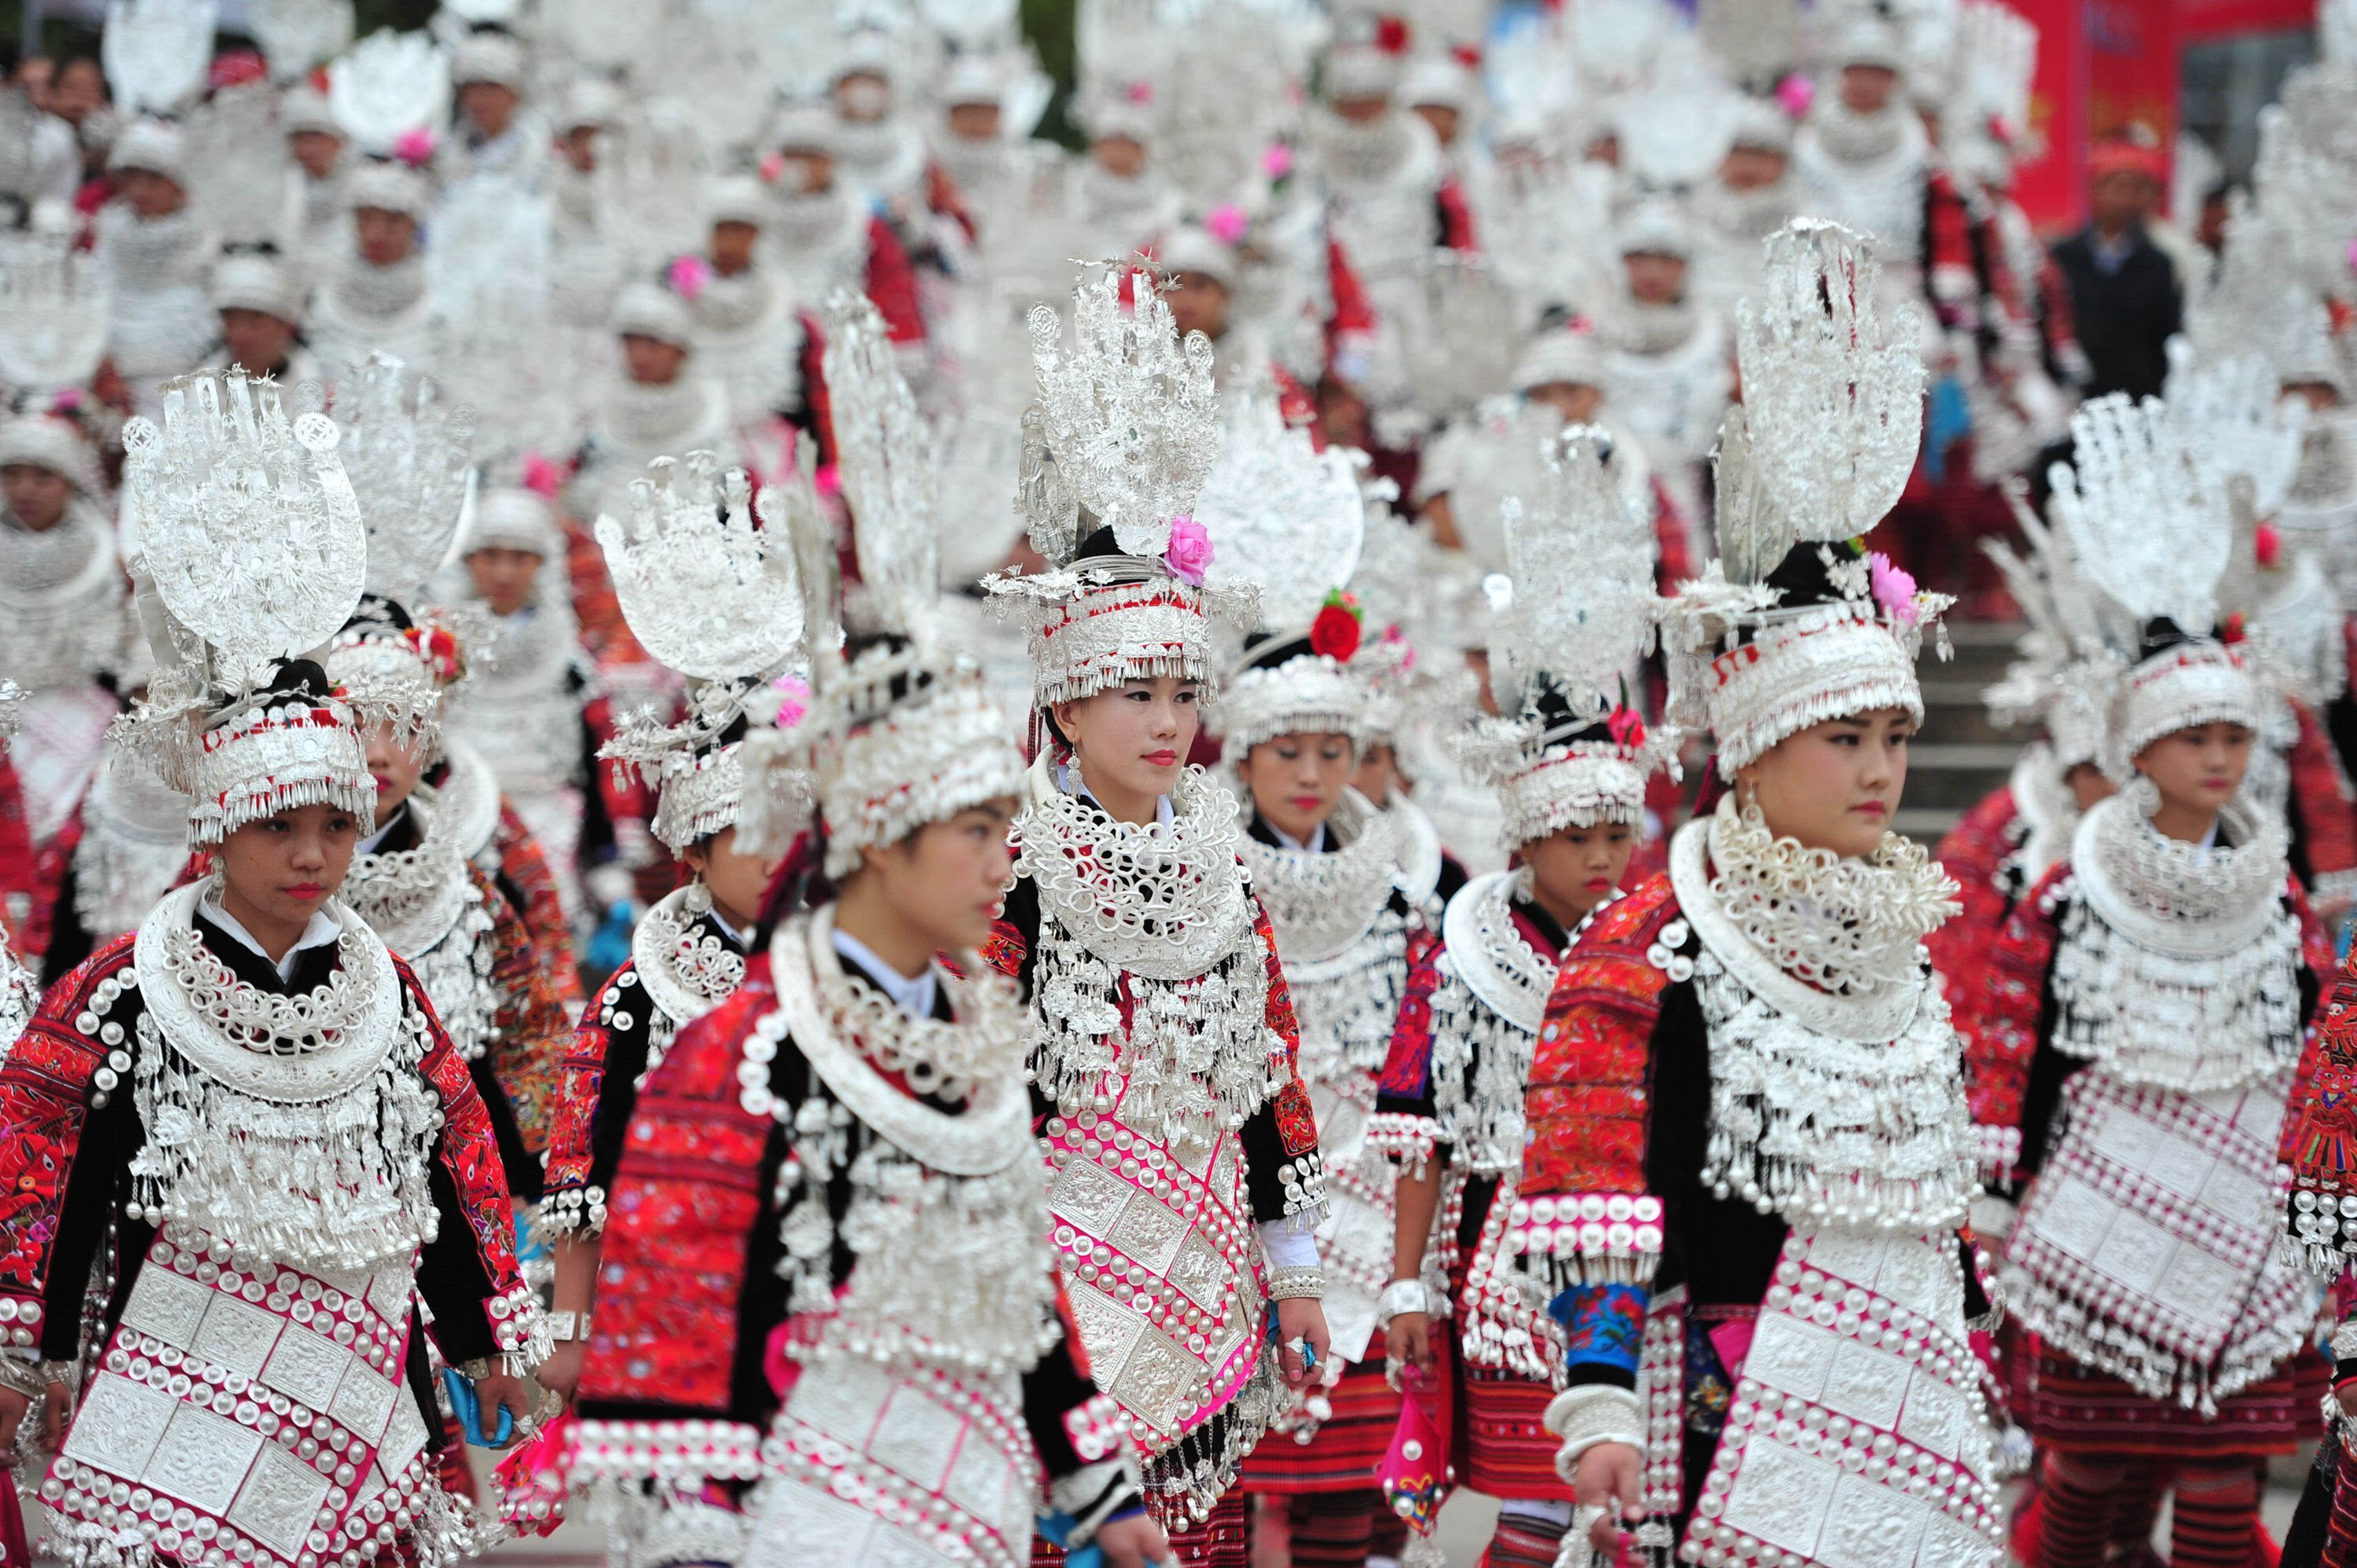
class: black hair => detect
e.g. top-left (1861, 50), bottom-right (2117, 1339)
top-left (262, 658), bottom-right (337, 704)
top-left (339, 593), bottom-right (416, 637)
top-left (1527, 672), bottom-right (1618, 748)
top-left (1237, 629), bottom-right (1314, 673)
top-left (841, 631), bottom-right (936, 708)
top-left (2137, 616), bottom-right (2201, 661)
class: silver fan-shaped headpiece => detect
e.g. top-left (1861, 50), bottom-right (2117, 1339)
top-left (1728, 218), bottom-right (1926, 572)
top-left (1494, 424), bottom-right (1659, 724)
top-left (329, 30), bottom-right (453, 156)
top-left (823, 288), bottom-right (940, 640)
top-left (2047, 393), bottom-right (2226, 636)
top-left (1196, 384), bottom-right (1366, 635)
top-left (334, 356), bottom-right (479, 603)
top-left (104, 0), bottom-right (218, 116)
top-left (0, 233), bottom-right (112, 395)
top-left (1021, 264), bottom-right (1220, 562)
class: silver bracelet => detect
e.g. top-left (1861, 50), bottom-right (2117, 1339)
top-left (1544, 1385), bottom-right (1645, 1476)
top-left (0, 1355), bottom-right (43, 1400)
top-left (2334, 1319), bottom-right (2357, 1362)
top-left (1266, 1266), bottom-right (1325, 1302)
top-left (548, 1310), bottom-right (594, 1343)
top-left (1377, 1278), bottom-right (1439, 1325)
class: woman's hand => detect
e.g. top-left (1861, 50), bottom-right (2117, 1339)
top-left (1385, 1310), bottom-right (1433, 1387)
top-left (1092, 1512), bottom-right (1175, 1567)
top-left (1573, 1440), bottom-right (1644, 1553)
top-left (1274, 1297), bottom-right (1330, 1387)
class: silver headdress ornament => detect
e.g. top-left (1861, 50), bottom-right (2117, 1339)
top-left (984, 266), bottom-right (1256, 710)
top-left (184, 82), bottom-right (295, 247)
top-left (103, 0), bottom-right (218, 116)
top-left (1200, 383), bottom-right (1373, 756)
top-left (1981, 484), bottom-right (2130, 775)
top-left (2046, 391), bottom-right (2254, 775)
top-left (766, 291), bottom-right (1026, 879)
top-left (597, 451), bottom-right (807, 856)
top-left (1462, 424), bottom-right (1673, 848)
top-left (2161, 340), bottom-right (2310, 526)
top-left (1666, 219), bottom-right (1948, 778)
top-left (321, 355), bottom-right (481, 753)
top-left (328, 30), bottom-right (453, 156)
top-left (113, 368), bottom-right (376, 843)
top-left (247, 0), bottom-right (356, 79)
top-left (0, 233), bottom-right (113, 397)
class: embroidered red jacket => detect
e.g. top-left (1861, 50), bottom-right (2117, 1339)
top-left (0, 932), bottom-right (528, 1365)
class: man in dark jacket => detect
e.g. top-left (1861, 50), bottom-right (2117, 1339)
top-left (2051, 138), bottom-right (2181, 401)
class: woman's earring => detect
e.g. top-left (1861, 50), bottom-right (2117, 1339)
top-left (683, 877), bottom-right (713, 917)
top-left (2122, 771), bottom-right (2161, 818)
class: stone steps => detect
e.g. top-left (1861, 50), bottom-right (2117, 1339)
top-left (1906, 621), bottom-right (2022, 843)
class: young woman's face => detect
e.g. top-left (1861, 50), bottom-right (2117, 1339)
top-left (1053, 678), bottom-right (1203, 812)
top-left (683, 826), bottom-right (784, 929)
top-left (1521, 821), bottom-right (1636, 921)
top-left (2135, 721), bottom-right (2253, 822)
top-left (1352, 741), bottom-right (1398, 808)
top-left (1736, 706), bottom-right (1914, 859)
top-left (354, 206), bottom-right (417, 267)
top-left (1237, 731), bottom-right (1355, 844)
top-left (465, 547), bottom-right (544, 616)
top-left (218, 802), bottom-right (361, 927)
top-left (361, 720), bottom-right (433, 827)
top-left (860, 799), bottom-right (1019, 954)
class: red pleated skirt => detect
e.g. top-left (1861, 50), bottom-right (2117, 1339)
top-left (2022, 1338), bottom-right (2324, 1458)
top-left (1236, 1359), bottom-right (1399, 1494)
top-left (1460, 1365), bottom-right (1574, 1502)
top-left (1031, 1488), bottom-right (1249, 1567)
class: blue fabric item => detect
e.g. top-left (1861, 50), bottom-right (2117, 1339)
top-left (1925, 374), bottom-right (1971, 481)
top-left (1548, 1283), bottom-right (1648, 1376)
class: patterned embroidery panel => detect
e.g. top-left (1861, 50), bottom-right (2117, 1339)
top-left (742, 1358), bottom-right (1040, 1568)
top-left (0, 938), bottom-right (128, 1313)
top-left (40, 1225), bottom-right (441, 1568)
top-left (1519, 878), bottom-right (1676, 1205)
top-left (1043, 1107), bottom-right (1264, 1453)
top-left (1307, 1071), bottom-right (1397, 1365)
top-left (485, 870), bottom-right (576, 1156)
top-left (405, 956), bottom-right (531, 1305)
top-left (2003, 1071), bottom-right (2311, 1408)
top-left (1684, 1229), bottom-right (2001, 1568)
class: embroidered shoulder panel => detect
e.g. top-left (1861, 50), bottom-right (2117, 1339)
top-left (1254, 899), bottom-right (1321, 1161)
top-left (1968, 859), bottom-right (2069, 1155)
top-left (1928, 786), bottom-right (2018, 1035)
top-left (544, 959), bottom-right (647, 1215)
top-left (0, 936), bottom-right (135, 1306)
top-left (405, 954), bottom-right (528, 1305)
top-left (1377, 925), bottom-right (1446, 1103)
top-left (1519, 874), bottom-right (1679, 1204)
top-left (484, 864), bottom-right (576, 1156)
top-left (577, 959), bottom-right (779, 1413)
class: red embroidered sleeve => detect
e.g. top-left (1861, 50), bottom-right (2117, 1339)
top-left (577, 958), bottom-right (779, 1413)
top-left (404, 957), bottom-right (531, 1332)
top-left (983, 918), bottom-right (1026, 984)
top-left (2290, 698), bottom-right (2357, 898)
top-left (864, 217), bottom-right (927, 345)
top-left (1513, 876), bottom-right (1677, 1291)
top-left (484, 866), bottom-right (573, 1156)
top-left (1970, 861), bottom-right (2067, 1172)
top-left (1370, 927), bottom-right (1444, 1169)
top-left (544, 966), bottom-right (625, 1213)
top-left (1930, 786), bottom-right (2021, 1048)
top-left (495, 804), bottom-right (584, 1011)
top-left (0, 940), bottom-right (130, 1318)
top-left (1252, 899), bottom-right (1321, 1160)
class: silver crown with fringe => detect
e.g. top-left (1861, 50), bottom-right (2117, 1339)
top-left (1661, 220), bottom-right (1951, 779)
top-left (984, 265), bottom-right (1256, 710)
top-left (112, 368), bottom-right (376, 844)
top-left (596, 449), bottom-right (807, 855)
top-left (735, 291), bottom-right (1026, 879)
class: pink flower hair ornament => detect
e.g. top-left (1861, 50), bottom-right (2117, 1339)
top-left (1867, 551), bottom-right (1921, 627)
top-left (667, 254), bottom-right (713, 302)
top-left (1163, 515), bottom-right (1214, 584)
top-left (392, 126), bottom-right (438, 169)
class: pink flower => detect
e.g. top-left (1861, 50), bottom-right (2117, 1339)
top-left (1124, 80), bottom-right (1155, 106)
top-left (668, 254), bottom-right (713, 302)
top-left (1164, 515), bottom-right (1214, 584)
top-left (1775, 72), bottom-right (1816, 120)
top-left (1261, 142), bottom-right (1295, 181)
top-left (49, 387), bottom-right (84, 415)
top-left (1205, 203), bottom-right (1249, 246)
top-left (1867, 551), bottom-right (1920, 625)
top-left (1606, 705), bottom-right (1648, 749)
top-left (2256, 522), bottom-right (2282, 569)
top-left (759, 150), bottom-right (786, 184)
top-left (814, 463), bottom-right (842, 498)
top-left (520, 452), bottom-right (565, 498)
top-left (392, 126), bottom-right (438, 169)
top-left (769, 671), bottom-right (811, 731)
